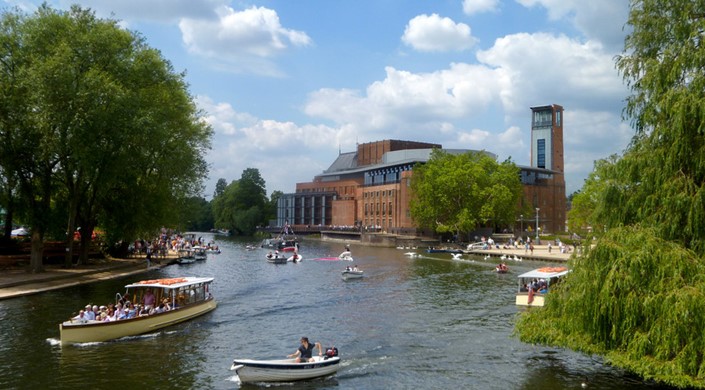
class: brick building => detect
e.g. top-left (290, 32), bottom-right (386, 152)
top-left (277, 105), bottom-right (566, 235)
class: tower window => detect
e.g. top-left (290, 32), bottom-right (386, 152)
top-left (537, 139), bottom-right (546, 168)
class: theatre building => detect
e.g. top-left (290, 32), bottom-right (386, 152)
top-left (276, 104), bottom-right (566, 235)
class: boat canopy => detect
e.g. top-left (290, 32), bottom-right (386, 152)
top-left (517, 267), bottom-right (570, 280)
top-left (124, 277), bottom-right (214, 290)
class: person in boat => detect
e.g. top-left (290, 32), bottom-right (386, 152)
top-left (345, 266), bottom-right (351, 271)
top-left (352, 265), bottom-right (359, 271)
top-left (143, 288), bottom-right (156, 311)
top-left (288, 336), bottom-right (323, 363)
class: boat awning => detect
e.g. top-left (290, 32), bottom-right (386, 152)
top-left (517, 267), bottom-right (570, 279)
top-left (124, 277), bottom-right (214, 290)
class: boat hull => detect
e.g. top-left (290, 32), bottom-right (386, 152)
top-left (341, 271), bottom-right (363, 280)
top-left (515, 293), bottom-right (545, 307)
top-left (266, 256), bottom-right (287, 264)
top-left (231, 356), bottom-right (340, 383)
top-left (59, 298), bottom-right (217, 345)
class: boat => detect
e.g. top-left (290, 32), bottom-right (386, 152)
top-left (193, 246), bottom-right (207, 261)
top-left (516, 267), bottom-right (570, 307)
top-left (230, 354), bottom-right (341, 383)
top-left (495, 263), bottom-right (509, 273)
top-left (338, 251), bottom-right (353, 261)
top-left (341, 269), bottom-right (363, 280)
top-left (59, 277), bottom-right (216, 345)
top-left (266, 252), bottom-right (287, 264)
top-left (176, 249), bottom-right (196, 264)
top-left (206, 248), bottom-right (221, 254)
top-left (260, 237), bottom-right (300, 251)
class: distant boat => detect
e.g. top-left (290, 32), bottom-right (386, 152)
top-left (516, 267), bottom-right (570, 307)
top-left (341, 269), bottom-right (364, 280)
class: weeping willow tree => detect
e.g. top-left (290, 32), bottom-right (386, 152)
top-left (518, 1), bottom-right (705, 388)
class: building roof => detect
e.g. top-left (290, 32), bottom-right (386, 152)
top-left (316, 148), bottom-right (496, 179)
top-left (323, 151), bottom-right (358, 173)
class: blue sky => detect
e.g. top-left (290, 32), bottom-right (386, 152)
top-left (10, 0), bottom-right (632, 198)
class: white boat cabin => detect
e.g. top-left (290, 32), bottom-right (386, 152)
top-left (516, 267), bottom-right (570, 307)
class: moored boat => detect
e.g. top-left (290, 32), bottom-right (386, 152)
top-left (230, 355), bottom-right (341, 383)
top-left (59, 277), bottom-right (216, 345)
top-left (516, 267), bottom-right (570, 307)
top-left (193, 246), bottom-right (207, 261)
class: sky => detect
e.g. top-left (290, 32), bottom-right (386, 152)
top-left (9, 0), bottom-right (633, 198)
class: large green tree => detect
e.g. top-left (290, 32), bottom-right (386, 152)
top-left (409, 149), bottom-right (522, 238)
top-left (517, 1), bottom-right (705, 387)
top-left (0, 5), bottom-right (212, 270)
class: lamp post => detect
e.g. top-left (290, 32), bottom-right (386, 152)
top-left (535, 208), bottom-right (540, 243)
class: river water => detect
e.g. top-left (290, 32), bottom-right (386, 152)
top-left (0, 234), bottom-right (668, 389)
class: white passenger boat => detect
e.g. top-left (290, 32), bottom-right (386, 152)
top-left (341, 269), bottom-right (364, 280)
top-left (59, 277), bottom-right (216, 345)
top-left (516, 267), bottom-right (570, 307)
top-left (230, 355), bottom-right (341, 383)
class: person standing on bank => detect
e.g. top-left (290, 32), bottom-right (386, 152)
top-left (288, 337), bottom-right (322, 363)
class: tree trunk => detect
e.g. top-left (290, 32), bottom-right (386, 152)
top-left (29, 229), bottom-right (44, 274)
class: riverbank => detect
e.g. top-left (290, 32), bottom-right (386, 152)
top-left (0, 255), bottom-right (170, 300)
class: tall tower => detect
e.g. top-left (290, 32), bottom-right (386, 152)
top-left (528, 104), bottom-right (566, 233)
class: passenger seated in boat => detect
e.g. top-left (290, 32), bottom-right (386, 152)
top-left (345, 266), bottom-right (351, 271)
top-left (72, 310), bottom-right (89, 323)
top-left (352, 265), bottom-right (359, 271)
top-left (288, 336), bottom-right (323, 363)
top-left (266, 251), bottom-right (274, 259)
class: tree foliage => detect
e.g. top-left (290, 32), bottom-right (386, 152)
top-left (516, 226), bottom-right (705, 388)
top-left (518, 1), bottom-right (705, 387)
top-left (211, 169), bottom-right (268, 235)
top-left (409, 149), bottom-right (522, 237)
top-left (0, 5), bottom-right (212, 270)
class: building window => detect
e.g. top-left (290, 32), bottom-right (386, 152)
top-left (388, 202), bottom-right (392, 216)
top-left (537, 139), bottom-right (546, 169)
top-left (556, 110), bottom-right (561, 126)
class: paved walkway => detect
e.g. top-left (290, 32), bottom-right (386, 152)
top-left (0, 256), bottom-right (169, 300)
top-left (466, 244), bottom-right (576, 262)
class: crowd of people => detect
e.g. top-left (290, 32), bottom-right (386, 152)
top-left (70, 288), bottom-right (176, 323)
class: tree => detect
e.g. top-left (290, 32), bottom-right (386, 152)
top-left (0, 5), bottom-right (212, 269)
top-left (409, 149), bottom-right (522, 238)
top-left (214, 178), bottom-right (227, 199)
top-left (211, 168), bottom-right (269, 235)
top-left (517, 1), bottom-right (705, 387)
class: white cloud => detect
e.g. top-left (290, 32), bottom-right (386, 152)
top-left (179, 6), bottom-right (312, 75)
top-left (516, 0), bottom-right (629, 50)
top-left (197, 95), bottom-right (345, 195)
top-left (477, 32), bottom-right (626, 115)
top-left (462, 0), bottom-right (500, 15)
top-left (402, 14), bottom-right (478, 52)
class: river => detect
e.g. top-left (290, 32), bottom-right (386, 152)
top-left (0, 234), bottom-right (669, 389)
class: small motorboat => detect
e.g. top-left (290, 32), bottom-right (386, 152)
top-left (266, 253), bottom-right (287, 264)
top-left (231, 353), bottom-right (340, 383)
top-left (341, 269), bottom-right (364, 280)
top-left (495, 264), bottom-right (509, 274)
